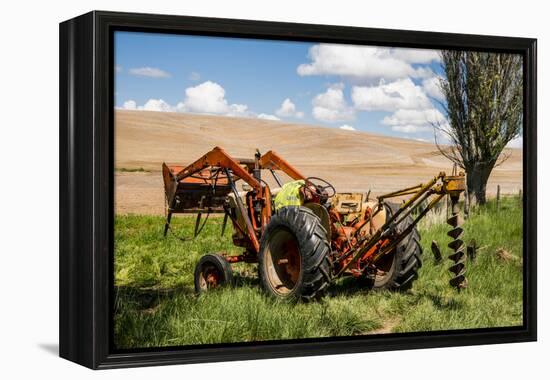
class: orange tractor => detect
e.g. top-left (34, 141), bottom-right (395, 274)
top-left (162, 146), bottom-right (467, 301)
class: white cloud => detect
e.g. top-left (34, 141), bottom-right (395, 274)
top-left (129, 67), bottom-right (171, 78)
top-left (179, 81), bottom-right (249, 116)
top-left (382, 108), bottom-right (446, 127)
top-left (414, 67), bottom-right (437, 79)
top-left (391, 49), bottom-right (441, 64)
top-left (119, 99), bottom-right (173, 112)
top-left (226, 103), bottom-right (250, 117)
top-left (182, 81), bottom-right (228, 113)
top-left (115, 65), bottom-right (123, 73)
top-left (339, 124), bottom-right (356, 131)
top-left (119, 81), bottom-right (255, 117)
top-left (422, 76), bottom-right (445, 100)
top-left (382, 108), bottom-right (448, 134)
top-left (276, 98), bottom-right (304, 118)
top-left (391, 125), bottom-right (432, 133)
top-left (352, 78), bottom-right (432, 112)
top-left (141, 99), bottom-right (173, 112)
top-left (296, 44), bottom-right (446, 138)
top-left (189, 71), bottom-right (201, 81)
top-left (122, 100), bottom-right (137, 110)
top-left (297, 44), bottom-right (439, 81)
top-left (507, 136), bottom-right (523, 148)
top-left (312, 84), bottom-right (355, 122)
top-left (258, 113), bottom-right (280, 121)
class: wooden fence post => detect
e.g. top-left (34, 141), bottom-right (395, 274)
top-left (431, 241), bottom-right (443, 263)
top-left (496, 184), bottom-right (501, 212)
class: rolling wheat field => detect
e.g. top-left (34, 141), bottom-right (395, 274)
top-left (114, 110), bottom-right (522, 215)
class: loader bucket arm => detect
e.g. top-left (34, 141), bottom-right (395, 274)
top-left (174, 146), bottom-right (262, 192)
top-left (259, 150), bottom-right (306, 181)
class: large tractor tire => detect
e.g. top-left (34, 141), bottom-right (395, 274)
top-left (370, 202), bottom-right (423, 291)
top-left (259, 206), bottom-right (332, 302)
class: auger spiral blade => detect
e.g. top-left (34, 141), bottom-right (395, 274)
top-left (447, 196), bottom-right (468, 289)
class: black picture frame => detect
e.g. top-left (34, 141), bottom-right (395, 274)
top-left (59, 10), bottom-right (537, 369)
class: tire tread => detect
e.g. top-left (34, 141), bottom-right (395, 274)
top-left (259, 206), bottom-right (332, 301)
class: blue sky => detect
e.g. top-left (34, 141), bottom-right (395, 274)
top-left (114, 31), bottom-right (462, 143)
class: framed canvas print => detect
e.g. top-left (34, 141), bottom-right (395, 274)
top-left (59, 11), bottom-right (537, 369)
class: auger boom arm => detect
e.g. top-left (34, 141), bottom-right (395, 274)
top-left (333, 171), bottom-right (466, 287)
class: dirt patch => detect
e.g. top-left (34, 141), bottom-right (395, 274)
top-left (116, 171), bottom-right (166, 215)
top-left (367, 318), bottom-right (400, 335)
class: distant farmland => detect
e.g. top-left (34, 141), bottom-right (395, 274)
top-left (115, 110), bottom-right (522, 215)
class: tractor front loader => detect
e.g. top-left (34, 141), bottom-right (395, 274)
top-left (162, 146), bottom-right (466, 301)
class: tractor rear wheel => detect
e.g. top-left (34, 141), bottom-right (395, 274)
top-left (259, 206), bottom-right (332, 301)
top-left (370, 202), bottom-right (422, 291)
top-left (194, 253), bottom-right (233, 293)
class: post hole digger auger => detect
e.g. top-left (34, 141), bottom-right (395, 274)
top-left (162, 146), bottom-right (467, 301)
top-left (448, 195), bottom-right (467, 289)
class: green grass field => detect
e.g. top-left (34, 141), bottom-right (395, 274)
top-left (113, 196), bottom-right (523, 349)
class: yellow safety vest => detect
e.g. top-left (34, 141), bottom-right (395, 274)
top-left (274, 180), bottom-right (306, 210)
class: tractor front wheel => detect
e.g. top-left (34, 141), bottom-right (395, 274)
top-left (259, 206), bottom-right (332, 301)
top-left (194, 253), bottom-right (233, 293)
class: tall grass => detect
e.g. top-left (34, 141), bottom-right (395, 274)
top-left (114, 196), bottom-right (523, 349)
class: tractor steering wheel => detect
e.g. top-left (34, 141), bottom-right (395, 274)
top-left (305, 176), bottom-right (336, 199)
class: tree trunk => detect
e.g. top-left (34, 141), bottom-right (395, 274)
top-left (466, 163), bottom-right (493, 205)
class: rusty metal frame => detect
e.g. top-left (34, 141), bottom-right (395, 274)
top-left (163, 147), bottom-right (309, 253)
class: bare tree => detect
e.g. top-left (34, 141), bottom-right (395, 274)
top-left (435, 51), bottom-right (523, 205)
